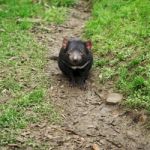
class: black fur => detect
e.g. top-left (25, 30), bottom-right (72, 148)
top-left (58, 38), bottom-right (93, 85)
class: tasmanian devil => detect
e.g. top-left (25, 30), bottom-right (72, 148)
top-left (58, 37), bottom-right (93, 86)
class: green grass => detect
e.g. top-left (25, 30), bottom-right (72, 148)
top-left (43, 6), bottom-right (67, 24)
top-left (0, 89), bottom-right (60, 129)
top-left (85, 0), bottom-right (150, 111)
top-left (0, 0), bottom-right (75, 147)
top-left (48, 0), bottom-right (77, 7)
top-left (0, 0), bottom-right (69, 31)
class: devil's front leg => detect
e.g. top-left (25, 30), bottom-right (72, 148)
top-left (68, 70), bottom-right (76, 87)
top-left (58, 60), bottom-right (75, 85)
top-left (76, 69), bottom-right (90, 89)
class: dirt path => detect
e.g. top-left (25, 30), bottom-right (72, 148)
top-left (28, 1), bottom-right (150, 149)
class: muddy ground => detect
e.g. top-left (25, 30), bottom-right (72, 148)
top-left (20, 1), bottom-right (150, 150)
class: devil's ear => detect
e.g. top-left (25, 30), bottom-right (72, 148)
top-left (85, 40), bottom-right (92, 50)
top-left (62, 37), bottom-right (68, 49)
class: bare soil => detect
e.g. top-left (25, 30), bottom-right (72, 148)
top-left (19, 1), bottom-right (150, 150)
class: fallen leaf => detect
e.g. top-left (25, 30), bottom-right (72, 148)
top-left (139, 114), bottom-right (147, 123)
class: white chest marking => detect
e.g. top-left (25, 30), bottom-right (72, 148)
top-left (70, 61), bottom-right (90, 70)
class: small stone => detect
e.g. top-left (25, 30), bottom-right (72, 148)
top-left (111, 110), bottom-right (120, 117)
top-left (99, 74), bottom-right (103, 80)
top-left (16, 137), bottom-right (24, 143)
top-left (45, 134), bottom-right (53, 139)
top-left (127, 131), bottom-right (134, 138)
top-left (60, 85), bottom-right (64, 88)
top-left (82, 111), bottom-right (88, 116)
top-left (50, 86), bottom-right (54, 90)
top-left (1, 89), bottom-right (7, 94)
top-left (92, 143), bottom-right (100, 150)
top-left (106, 93), bottom-right (123, 104)
top-left (100, 139), bottom-right (105, 144)
top-left (88, 125), bottom-right (95, 128)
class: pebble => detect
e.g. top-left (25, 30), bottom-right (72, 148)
top-left (106, 93), bottom-right (123, 104)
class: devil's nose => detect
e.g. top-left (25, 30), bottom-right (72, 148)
top-left (73, 58), bottom-right (78, 63)
top-left (73, 56), bottom-right (78, 62)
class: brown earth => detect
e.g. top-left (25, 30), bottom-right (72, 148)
top-left (16, 1), bottom-right (150, 150)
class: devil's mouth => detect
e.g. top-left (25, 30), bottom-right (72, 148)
top-left (60, 59), bottom-right (90, 70)
top-left (70, 61), bottom-right (90, 69)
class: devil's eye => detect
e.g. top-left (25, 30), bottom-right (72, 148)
top-left (67, 51), bottom-right (71, 55)
top-left (80, 51), bottom-right (84, 56)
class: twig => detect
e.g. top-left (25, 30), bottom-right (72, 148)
top-left (106, 139), bottom-right (122, 148)
top-left (94, 90), bottom-right (102, 99)
top-left (63, 128), bottom-right (81, 136)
